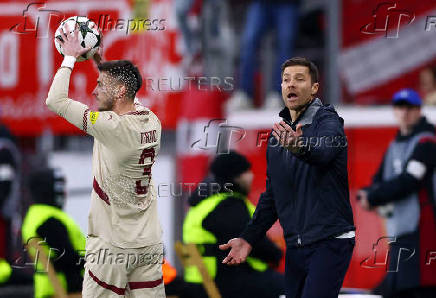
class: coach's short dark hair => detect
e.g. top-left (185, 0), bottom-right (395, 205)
top-left (98, 60), bottom-right (142, 99)
top-left (281, 57), bottom-right (319, 84)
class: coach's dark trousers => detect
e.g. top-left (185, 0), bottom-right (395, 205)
top-left (284, 237), bottom-right (355, 298)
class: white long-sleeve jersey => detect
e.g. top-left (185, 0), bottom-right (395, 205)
top-left (46, 67), bottom-right (162, 248)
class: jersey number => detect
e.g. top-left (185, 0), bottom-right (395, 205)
top-left (135, 148), bottom-right (155, 195)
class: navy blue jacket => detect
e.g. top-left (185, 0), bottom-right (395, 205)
top-left (241, 98), bottom-right (355, 247)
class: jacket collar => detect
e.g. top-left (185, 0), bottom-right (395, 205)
top-left (395, 116), bottom-right (435, 141)
top-left (279, 98), bottom-right (323, 126)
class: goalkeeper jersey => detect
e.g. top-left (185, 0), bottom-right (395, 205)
top-left (46, 67), bottom-right (162, 248)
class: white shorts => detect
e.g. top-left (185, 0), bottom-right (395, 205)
top-left (82, 236), bottom-right (165, 298)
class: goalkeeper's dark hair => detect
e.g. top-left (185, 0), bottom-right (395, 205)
top-left (98, 60), bottom-right (142, 99)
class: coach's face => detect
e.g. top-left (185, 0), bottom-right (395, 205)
top-left (281, 66), bottom-right (319, 111)
top-left (92, 72), bottom-right (116, 111)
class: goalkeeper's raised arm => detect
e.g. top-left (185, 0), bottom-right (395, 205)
top-left (45, 26), bottom-right (143, 144)
top-left (46, 26), bottom-right (92, 130)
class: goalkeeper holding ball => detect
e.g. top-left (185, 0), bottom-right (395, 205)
top-left (46, 27), bottom-right (165, 297)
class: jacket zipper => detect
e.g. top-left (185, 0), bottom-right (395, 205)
top-left (279, 126), bottom-right (303, 248)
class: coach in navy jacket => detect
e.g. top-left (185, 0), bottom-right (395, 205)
top-left (220, 57), bottom-right (355, 298)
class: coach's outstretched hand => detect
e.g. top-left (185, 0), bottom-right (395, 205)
top-left (219, 238), bottom-right (252, 265)
top-left (272, 122), bottom-right (304, 155)
top-left (58, 25), bottom-right (91, 59)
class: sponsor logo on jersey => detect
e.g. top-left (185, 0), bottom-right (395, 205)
top-left (90, 111), bottom-right (99, 124)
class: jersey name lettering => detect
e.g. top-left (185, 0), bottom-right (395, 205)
top-left (141, 130), bottom-right (157, 144)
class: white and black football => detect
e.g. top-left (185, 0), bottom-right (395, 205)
top-left (54, 16), bottom-right (101, 62)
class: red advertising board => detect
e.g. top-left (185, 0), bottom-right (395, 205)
top-left (340, 0), bottom-right (436, 104)
top-left (0, 0), bottom-right (182, 136)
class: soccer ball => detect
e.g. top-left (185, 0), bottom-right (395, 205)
top-left (54, 16), bottom-right (101, 62)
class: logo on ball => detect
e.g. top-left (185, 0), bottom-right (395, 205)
top-left (54, 16), bottom-right (101, 62)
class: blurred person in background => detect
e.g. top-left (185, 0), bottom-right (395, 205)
top-left (22, 168), bottom-right (86, 298)
top-left (419, 66), bottom-right (436, 105)
top-left (358, 88), bottom-right (436, 298)
top-left (176, 0), bottom-right (202, 72)
top-left (0, 123), bottom-right (32, 290)
top-left (176, 0), bottom-right (223, 74)
top-left (183, 151), bottom-right (284, 298)
top-left (226, 0), bottom-right (300, 112)
top-left (0, 258), bottom-right (15, 287)
top-left (0, 124), bottom-right (21, 261)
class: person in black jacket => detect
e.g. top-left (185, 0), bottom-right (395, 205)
top-left (358, 89), bottom-right (436, 298)
top-left (0, 124), bottom-right (21, 262)
top-left (220, 57), bottom-right (355, 298)
top-left (183, 151), bottom-right (284, 298)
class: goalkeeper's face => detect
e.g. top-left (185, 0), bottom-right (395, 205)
top-left (93, 72), bottom-right (116, 111)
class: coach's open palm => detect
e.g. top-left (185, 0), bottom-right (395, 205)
top-left (57, 25), bottom-right (90, 59)
top-left (219, 238), bottom-right (252, 265)
top-left (272, 122), bottom-right (304, 154)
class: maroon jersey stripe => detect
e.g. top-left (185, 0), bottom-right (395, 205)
top-left (88, 270), bottom-right (126, 295)
top-left (93, 177), bottom-right (110, 205)
top-left (83, 109), bottom-right (90, 132)
top-left (128, 277), bottom-right (163, 289)
top-left (123, 110), bottom-right (149, 116)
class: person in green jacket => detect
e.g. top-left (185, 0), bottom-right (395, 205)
top-left (22, 168), bottom-right (86, 298)
top-left (183, 151), bottom-right (284, 298)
